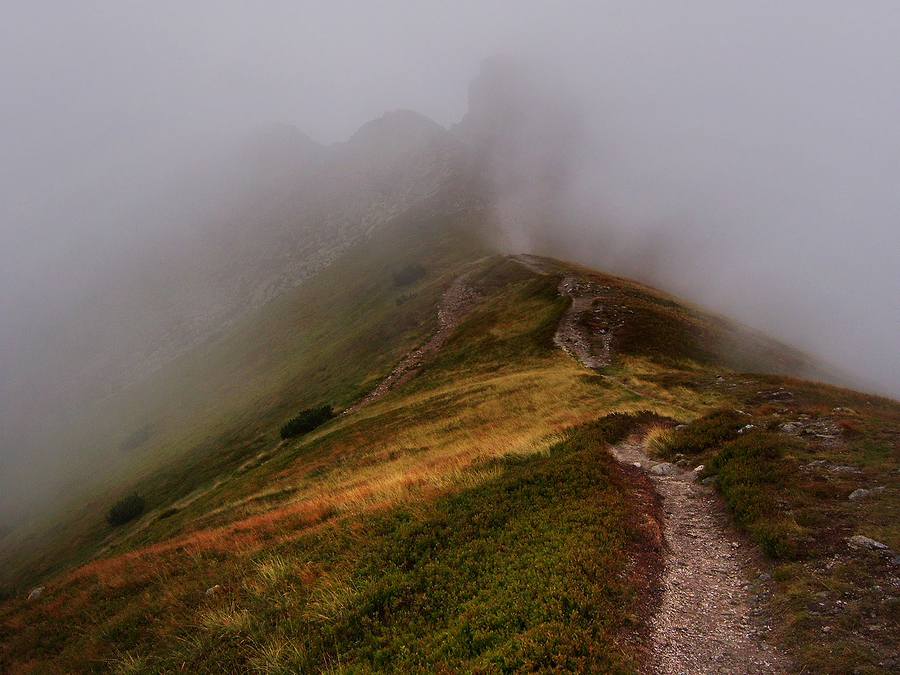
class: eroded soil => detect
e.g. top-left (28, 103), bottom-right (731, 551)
top-left (613, 441), bottom-right (790, 675)
top-left (344, 274), bottom-right (480, 414)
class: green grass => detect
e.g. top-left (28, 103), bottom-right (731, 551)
top-left (3, 227), bottom-right (900, 674)
top-left (0, 414), bottom-right (662, 675)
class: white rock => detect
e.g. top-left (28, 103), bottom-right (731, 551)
top-left (650, 462), bottom-right (680, 476)
top-left (687, 465), bottom-right (706, 482)
top-left (847, 535), bottom-right (889, 551)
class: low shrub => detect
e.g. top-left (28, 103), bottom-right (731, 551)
top-left (280, 405), bottom-right (334, 440)
top-left (392, 264), bottom-right (426, 287)
top-left (106, 494), bottom-right (146, 526)
top-left (659, 408), bottom-right (746, 457)
top-left (836, 418), bottom-right (862, 436)
top-left (118, 424), bottom-right (154, 453)
top-left (310, 413), bottom-right (658, 672)
top-left (707, 431), bottom-right (806, 559)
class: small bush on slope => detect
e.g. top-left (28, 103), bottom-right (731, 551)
top-left (106, 494), bottom-right (146, 526)
top-left (392, 263), bottom-right (426, 287)
top-left (279, 404), bottom-right (334, 439)
top-left (655, 408), bottom-right (746, 458)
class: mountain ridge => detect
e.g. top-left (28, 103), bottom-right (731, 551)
top-left (2, 57), bottom-right (899, 674)
top-left (3, 235), bottom-right (899, 673)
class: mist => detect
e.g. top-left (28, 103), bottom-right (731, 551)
top-left (3, 2), bottom-right (900, 526)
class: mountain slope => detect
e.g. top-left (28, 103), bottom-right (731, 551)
top-left (3, 58), bottom-right (899, 673)
top-left (3, 228), bottom-right (898, 673)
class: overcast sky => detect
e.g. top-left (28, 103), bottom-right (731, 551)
top-left (3, 1), bottom-right (899, 398)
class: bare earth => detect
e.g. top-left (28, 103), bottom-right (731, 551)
top-left (343, 274), bottom-right (480, 414)
top-left (613, 441), bottom-right (790, 675)
top-left (511, 254), bottom-right (790, 674)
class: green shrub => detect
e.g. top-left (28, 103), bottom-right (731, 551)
top-left (392, 264), bottom-right (426, 287)
top-left (661, 408), bottom-right (746, 457)
top-left (280, 405), bottom-right (334, 440)
top-left (708, 431), bottom-right (806, 559)
top-left (118, 424), bottom-right (154, 453)
top-left (106, 494), bottom-right (146, 526)
top-left (611, 303), bottom-right (708, 365)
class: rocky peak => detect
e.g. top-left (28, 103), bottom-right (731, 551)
top-left (342, 109), bottom-right (452, 167)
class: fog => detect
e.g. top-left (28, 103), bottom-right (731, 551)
top-left (3, 2), bottom-right (900, 525)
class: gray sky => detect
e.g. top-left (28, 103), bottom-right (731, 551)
top-left (3, 1), bottom-right (900, 398)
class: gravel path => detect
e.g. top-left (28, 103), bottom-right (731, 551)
top-left (343, 274), bottom-right (480, 414)
top-left (510, 254), bottom-right (790, 673)
top-left (553, 277), bottom-right (619, 369)
top-left (612, 441), bottom-right (790, 675)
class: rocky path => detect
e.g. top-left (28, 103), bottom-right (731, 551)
top-left (612, 441), bottom-right (790, 675)
top-left (343, 274), bottom-right (480, 414)
top-left (509, 255), bottom-right (789, 673)
top-left (512, 255), bottom-right (621, 370)
top-left (554, 277), bottom-right (619, 369)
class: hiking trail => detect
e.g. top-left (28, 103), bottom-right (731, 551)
top-left (512, 253), bottom-right (789, 673)
top-left (613, 440), bottom-right (790, 674)
top-left (344, 274), bottom-right (480, 414)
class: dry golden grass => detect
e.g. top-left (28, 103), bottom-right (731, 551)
top-left (303, 572), bottom-right (358, 624)
top-left (47, 353), bottom-right (687, 604)
top-left (198, 603), bottom-right (253, 634)
top-left (250, 639), bottom-right (308, 675)
top-left (175, 359), bottom-right (671, 540)
top-left (643, 425), bottom-right (677, 457)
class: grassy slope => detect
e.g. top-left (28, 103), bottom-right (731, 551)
top-left (646, 378), bottom-right (900, 674)
top-left (0, 254), bottom-right (673, 674)
top-left (1, 227), bottom-right (898, 673)
top-left (0, 188), bottom-right (487, 593)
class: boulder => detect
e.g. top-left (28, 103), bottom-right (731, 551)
top-left (849, 487), bottom-right (886, 501)
top-left (650, 462), bottom-right (679, 476)
top-left (847, 535), bottom-right (889, 552)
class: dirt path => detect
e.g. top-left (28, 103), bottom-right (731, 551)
top-left (343, 274), bottom-right (480, 415)
top-left (510, 254), bottom-right (789, 672)
top-left (613, 440), bottom-right (789, 674)
top-left (512, 255), bottom-right (621, 369)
